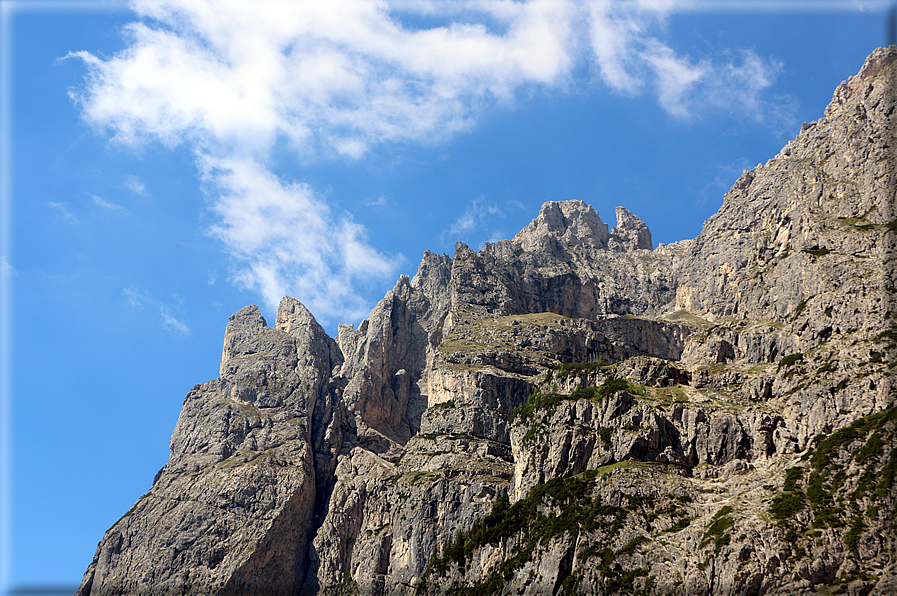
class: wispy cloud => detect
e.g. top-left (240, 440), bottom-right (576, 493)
top-left (123, 285), bottom-right (191, 335)
top-left (587, 1), bottom-right (788, 121)
top-left (676, 0), bottom-right (890, 12)
top-left (160, 311), bottom-right (190, 335)
top-left (69, 0), bottom-right (577, 155)
top-left (442, 195), bottom-right (504, 247)
top-left (364, 195), bottom-right (390, 208)
top-left (48, 201), bottom-right (78, 224)
top-left (693, 157), bottom-right (752, 208)
top-left (203, 156), bottom-right (401, 321)
top-left (125, 175), bottom-right (146, 195)
top-left (68, 0), bottom-right (800, 320)
top-left (0, 256), bottom-right (15, 278)
top-left (87, 193), bottom-right (126, 210)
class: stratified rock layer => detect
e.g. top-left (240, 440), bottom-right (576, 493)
top-left (78, 47), bottom-right (897, 596)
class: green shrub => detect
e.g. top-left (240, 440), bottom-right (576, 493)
top-left (667, 517), bottom-right (691, 532)
top-left (597, 377), bottom-right (630, 398)
top-left (701, 508), bottom-right (735, 554)
top-left (778, 353), bottom-right (804, 370)
top-left (617, 535), bottom-right (650, 556)
top-left (783, 467), bottom-right (803, 492)
top-left (512, 389), bottom-right (565, 421)
top-left (792, 298), bottom-right (810, 320)
top-left (806, 473), bottom-right (829, 507)
top-left (844, 516), bottom-right (867, 550)
top-left (423, 469), bottom-right (630, 590)
top-left (599, 427), bottom-right (613, 449)
top-left (570, 385), bottom-right (599, 400)
top-left (873, 452), bottom-right (896, 498)
top-left (770, 490), bottom-right (805, 522)
top-left (854, 431), bottom-right (884, 464)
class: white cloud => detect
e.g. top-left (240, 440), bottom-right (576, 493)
top-left (587, 0), bottom-right (647, 93)
top-left (203, 156), bottom-right (401, 320)
top-left (0, 256), bottom-right (16, 279)
top-left (68, 0), bottom-right (793, 321)
top-left (709, 51), bottom-right (785, 119)
top-left (586, 0), bottom-right (785, 121)
top-left (442, 195), bottom-right (504, 246)
top-left (642, 41), bottom-right (709, 118)
top-left (123, 285), bottom-right (191, 334)
top-left (160, 310), bottom-right (191, 334)
top-left (123, 285), bottom-right (143, 306)
top-left (364, 195), bottom-right (390, 208)
top-left (680, 0), bottom-right (890, 12)
top-left (69, 0), bottom-right (576, 156)
top-left (88, 193), bottom-right (126, 210)
top-left (48, 201), bottom-right (78, 224)
top-left (125, 175), bottom-right (146, 195)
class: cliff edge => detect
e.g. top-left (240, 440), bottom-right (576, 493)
top-left (78, 46), bottom-right (897, 596)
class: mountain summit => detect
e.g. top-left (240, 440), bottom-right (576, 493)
top-left (78, 47), bottom-right (897, 596)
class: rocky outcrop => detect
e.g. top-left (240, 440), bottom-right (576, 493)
top-left (79, 299), bottom-right (342, 596)
top-left (78, 47), bottom-right (897, 596)
top-left (511, 199), bottom-right (612, 252)
top-left (609, 206), bottom-right (653, 252)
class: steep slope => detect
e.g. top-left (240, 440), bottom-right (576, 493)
top-left (78, 47), bottom-right (897, 596)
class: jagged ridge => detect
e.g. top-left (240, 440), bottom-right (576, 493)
top-left (78, 46), bottom-right (897, 596)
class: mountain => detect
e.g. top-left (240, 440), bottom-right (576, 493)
top-left (77, 46), bottom-right (897, 596)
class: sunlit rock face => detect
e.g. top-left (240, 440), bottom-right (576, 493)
top-left (78, 47), bottom-right (897, 596)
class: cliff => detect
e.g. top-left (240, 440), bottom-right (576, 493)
top-left (77, 46), bottom-right (897, 596)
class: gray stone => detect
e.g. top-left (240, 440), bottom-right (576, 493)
top-left (78, 46), bottom-right (897, 596)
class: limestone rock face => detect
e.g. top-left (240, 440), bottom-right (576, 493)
top-left (511, 199), bottom-right (611, 252)
top-left (79, 298), bottom-right (343, 596)
top-left (79, 47), bottom-right (897, 596)
top-left (609, 206), bottom-right (653, 251)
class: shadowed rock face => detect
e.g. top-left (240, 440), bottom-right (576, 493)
top-left (78, 47), bottom-right (897, 596)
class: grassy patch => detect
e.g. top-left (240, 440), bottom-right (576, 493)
top-left (662, 310), bottom-right (713, 327)
top-left (555, 358), bottom-right (609, 376)
top-left (791, 296), bottom-right (813, 321)
top-left (789, 407), bottom-right (897, 550)
top-left (512, 376), bottom-right (640, 421)
top-left (778, 353), bottom-right (804, 370)
top-left (701, 506), bottom-right (735, 553)
top-left (400, 470), bottom-right (443, 484)
top-left (769, 468), bottom-right (807, 523)
top-left (511, 389), bottom-right (567, 421)
top-left (430, 400), bottom-right (456, 410)
top-left (421, 465), bottom-right (668, 594)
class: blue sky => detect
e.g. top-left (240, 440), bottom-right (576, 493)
top-left (0, 0), bottom-right (890, 591)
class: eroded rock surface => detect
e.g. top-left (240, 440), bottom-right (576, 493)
top-left (79, 47), bottom-right (897, 596)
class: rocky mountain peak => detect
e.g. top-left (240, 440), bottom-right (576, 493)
top-left (825, 43), bottom-right (897, 117)
top-left (510, 199), bottom-right (654, 255)
top-left (511, 199), bottom-right (611, 251)
top-left (219, 303), bottom-right (267, 376)
top-left (78, 48), bottom-right (897, 596)
top-left (609, 205), bottom-right (653, 251)
top-left (276, 295), bottom-right (343, 372)
top-left (274, 295), bottom-right (315, 334)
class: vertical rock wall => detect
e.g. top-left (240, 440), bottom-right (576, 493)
top-left (78, 47), bottom-right (897, 596)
